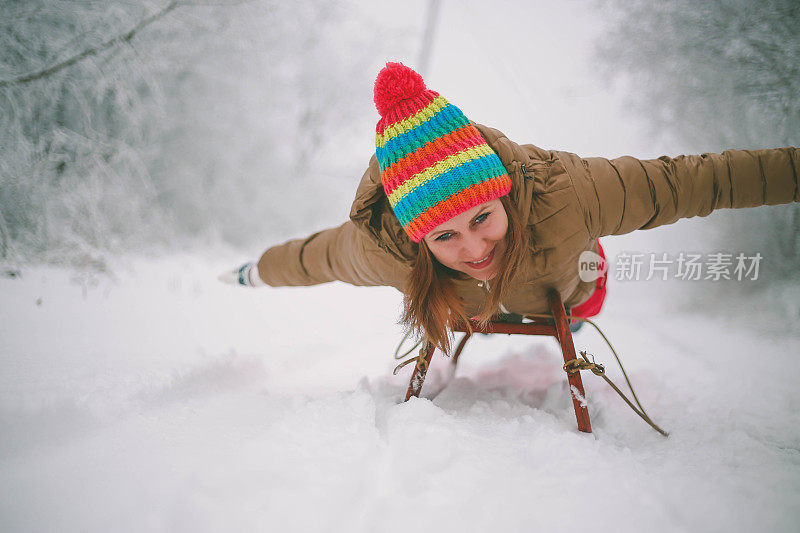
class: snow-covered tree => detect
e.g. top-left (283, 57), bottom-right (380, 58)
top-left (599, 0), bottom-right (800, 283)
top-left (0, 0), bottom-right (416, 265)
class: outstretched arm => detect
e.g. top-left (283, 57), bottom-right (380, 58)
top-left (253, 220), bottom-right (410, 289)
top-left (558, 147), bottom-right (799, 238)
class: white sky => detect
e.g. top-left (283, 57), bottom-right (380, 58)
top-left (358, 0), bottom-right (654, 159)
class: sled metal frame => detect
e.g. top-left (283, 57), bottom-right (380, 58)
top-left (403, 290), bottom-right (592, 433)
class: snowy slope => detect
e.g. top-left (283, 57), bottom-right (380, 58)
top-left (2, 0), bottom-right (798, 530)
top-left (1, 250), bottom-right (799, 533)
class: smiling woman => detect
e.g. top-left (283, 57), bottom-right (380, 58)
top-left (405, 193), bottom-right (528, 352)
top-left (423, 198), bottom-right (509, 280)
top-left (219, 62), bottom-right (799, 355)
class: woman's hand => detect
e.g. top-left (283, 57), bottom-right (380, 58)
top-left (217, 262), bottom-right (265, 287)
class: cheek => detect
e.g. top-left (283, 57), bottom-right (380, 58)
top-left (488, 217), bottom-right (509, 240)
top-left (426, 242), bottom-right (455, 267)
top-left (436, 247), bottom-right (460, 267)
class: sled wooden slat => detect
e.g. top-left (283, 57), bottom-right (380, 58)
top-left (460, 321), bottom-right (557, 336)
top-left (402, 290), bottom-right (592, 433)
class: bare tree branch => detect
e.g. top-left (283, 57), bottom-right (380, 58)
top-left (417, 0), bottom-right (440, 77)
top-left (0, 1), bottom-right (180, 88)
top-left (0, 208), bottom-right (9, 259)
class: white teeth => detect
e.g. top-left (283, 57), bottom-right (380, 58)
top-left (469, 251), bottom-right (492, 264)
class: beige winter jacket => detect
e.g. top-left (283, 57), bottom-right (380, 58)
top-left (257, 123), bottom-right (798, 316)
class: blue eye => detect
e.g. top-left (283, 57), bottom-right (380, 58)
top-left (433, 212), bottom-right (490, 242)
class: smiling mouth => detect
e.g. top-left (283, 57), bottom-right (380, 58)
top-left (465, 247), bottom-right (495, 269)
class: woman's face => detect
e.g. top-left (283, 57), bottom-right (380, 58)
top-left (422, 198), bottom-right (509, 281)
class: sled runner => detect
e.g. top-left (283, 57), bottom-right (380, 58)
top-left (402, 290), bottom-right (593, 433)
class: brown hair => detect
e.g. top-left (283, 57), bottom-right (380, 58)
top-left (401, 194), bottom-right (528, 354)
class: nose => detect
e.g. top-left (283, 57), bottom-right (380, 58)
top-left (462, 232), bottom-right (490, 261)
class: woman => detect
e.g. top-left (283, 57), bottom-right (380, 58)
top-left (220, 62), bottom-right (798, 354)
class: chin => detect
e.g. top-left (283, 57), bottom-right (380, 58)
top-left (468, 268), bottom-right (498, 282)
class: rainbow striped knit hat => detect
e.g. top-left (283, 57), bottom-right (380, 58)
top-left (374, 62), bottom-right (512, 243)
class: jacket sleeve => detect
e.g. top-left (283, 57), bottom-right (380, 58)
top-left (558, 147), bottom-right (800, 238)
top-left (255, 220), bottom-right (410, 289)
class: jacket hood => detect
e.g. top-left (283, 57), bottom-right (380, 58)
top-left (348, 122), bottom-right (534, 265)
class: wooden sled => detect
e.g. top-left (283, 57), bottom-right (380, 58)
top-left (403, 290), bottom-right (592, 433)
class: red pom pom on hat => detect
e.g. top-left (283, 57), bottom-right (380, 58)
top-left (373, 62), bottom-right (426, 117)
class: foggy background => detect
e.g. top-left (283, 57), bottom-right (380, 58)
top-left (2, 3), bottom-right (800, 531)
top-left (1, 0), bottom-right (798, 297)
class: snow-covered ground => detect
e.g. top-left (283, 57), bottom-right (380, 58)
top-left (3, 0), bottom-right (798, 530)
top-left (1, 245), bottom-right (799, 533)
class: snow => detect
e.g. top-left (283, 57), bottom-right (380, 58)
top-left (1, 251), bottom-right (799, 533)
top-left (2, 1), bottom-right (799, 531)
top-left (570, 385), bottom-right (587, 408)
